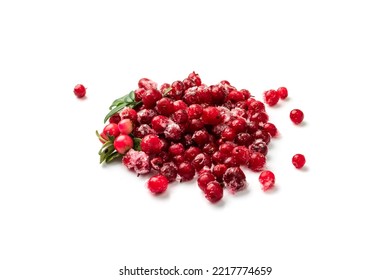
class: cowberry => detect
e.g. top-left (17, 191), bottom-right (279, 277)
top-left (114, 135), bottom-right (134, 154)
top-left (223, 167), bottom-right (246, 194)
top-left (204, 181), bottom-right (223, 203)
top-left (103, 123), bottom-right (120, 139)
top-left (197, 172), bottom-right (216, 191)
top-left (118, 119), bottom-right (133, 135)
top-left (160, 162), bottom-right (178, 182)
top-left (247, 152), bottom-right (266, 172)
top-left (140, 134), bottom-right (163, 155)
top-left (74, 84), bottom-right (86, 98)
top-left (178, 162), bottom-right (195, 181)
top-left (264, 123), bottom-right (277, 137)
top-left (292, 154), bottom-right (306, 169)
top-left (290, 109), bottom-right (304, 124)
top-left (259, 170), bottom-right (275, 191)
top-left (264, 90), bottom-right (279, 106)
top-left (277, 87), bottom-right (288, 99)
top-left (147, 175), bottom-right (169, 194)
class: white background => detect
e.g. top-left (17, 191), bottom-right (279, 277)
top-left (1, 1), bottom-right (389, 279)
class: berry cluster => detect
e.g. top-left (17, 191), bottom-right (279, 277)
top-left (96, 72), bottom-right (301, 203)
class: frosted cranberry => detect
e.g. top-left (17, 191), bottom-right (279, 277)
top-left (202, 107), bottom-right (222, 125)
top-left (240, 89), bottom-right (251, 100)
top-left (277, 87), bottom-right (288, 99)
top-left (264, 89), bottom-right (279, 106)
top-left (220, 127), bottom-right (236, 141)
top-left (183, 134), bottom-right (194, 147)
top-left (178, 162), bottom-right (195, 181)
top-left (164, 122), bottom-right (183, 140)
top-left (235, 133), bottom-right (253, 146)
top-left (219, 142), bottom-right (236, 155)
top-left (230, 107), bottom-right (247, 118)
top-left (249, 111), bottom-right (269, 124)
top-left (246, 121), bottom-right (259, 133)
top-left (142, 89), bottom-right (162, 108)
top-left (290, 109), bottom-right (304, 124)
top-left (259, 170), bottom-right (275, 191)
top-left (103, 123), bottom-right (120, 138)
top-left (223, 167), bottom-right (246, 194)
top-left (182, 78), bottom-right (196, 90)
top-left (170, 81), bottom-right (185, 100)
top-left (204, 181), bottom-right (223, 203)
top-left (188, 71), bottom-right (202, 86)
top-left (254, 130), bottom-right (271, 144)
top-left (197, 172), bottom-right (215, 191)
top-left (230, 118), bottom-right (246, 133)
top-left (235, 101), bottom-right (248, 110)
top-left (109, 113), bottom-right (121, 124)
top-left (249, 139), bottom-right (268, 155)
top-left (210, 85), bottom-right (226, 105)
top-left (187, 104), bottom-right (203, 119)
top-left (227, 90), bottom-right (245, 102)
top-left (212, 123), bottom-right (228, 136)
top-left (224, 156), bottom-right (238, 168)
top-left (192, 130), bottom-right (209, 146)
top-left (172, 154), bottom-right (185, 166)
top-left (140, 134), bottom-right (163, 155)
top-left (73, 84), bottom-right (86, 98)
top-left (160, 162), bottom-right (178, 182)
top-left (173, 100), bottom-right (187, 111)
top-left (151, 115), bottom-right (169, 134)
top-left (248, 152), bottom-right (266, 171)
top-left (118, 119), bottom-right (134, 135)
top-left (292, 154), bottom-right (306, 169)
top-left (232, 146), bottom-right (250, 165)
top-left (138, 78), bottom-right (157, 90)
top-left (169, 143), bottom-right (185, 156)
top-left (203, 142), bottom-right (218, 155)
top-left (264, 123), bottom-right (277, 137)
top-left (212, 151), bottom-right (227, 164)
top-left (192, 153), bottom-right (212, 171)
top-left (137, 109), bottom-right (157, 124)
top-left (247, 99), bottom-right (265, 112)
top-left (122, 149), bottom-right (149, 174)
top-left (133, 124), bottom-right (156, 138)
top-left (197, 86), bottom-right (212, 104)
top-left (171, 109), bottom-right (188, 124)
top-left (182, 88), bottom-right (199, 105)
top-left (212, 164), bottom-right (227, 181)
top-left (147, 175), bottom-right (168, 194)
top-left (187, 119), bottom-right (204, 132)
top-left (184, 146), bottom-right (202, 162)
top-left (155, 97), bottom-right (174, 116)
top-left (114, 135), bottom-right (134, 154)
top-left (151, 157), bottom-right (164, 171)
top-left (135, 88), bottom-right (146, 101)
top-left (120, 107), bottom-right (137, 123)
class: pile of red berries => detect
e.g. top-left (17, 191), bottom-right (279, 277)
top-left (95, 72), bottom-right (304, 203)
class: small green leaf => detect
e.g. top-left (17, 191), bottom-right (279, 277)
top-left (129, 90), bottom-right (135, 101)
top-left (106, 151), bottom-right (122, 163)
top-left (104, 103), bottom-right (126, 123)
top-left (125, 95), bottom-right (133, 103)
top-left (133, 137), bottom-right (142, 151)
top-left (163, 87), bottom-right (172, 96)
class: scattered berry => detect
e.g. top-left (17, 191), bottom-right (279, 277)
top-left (290, 109), bottom-right (304, 124)
top-left (204, 181), bottom-right (223, 203)
top-left (259, 170), bottom-right (275, 191)
top-left (277, 87), bottom-right (288, 99)
top-left (74, 84), bottom-right (86, 98)
top-left (292, 154), bottom-right (306, 169)
top-left (147, 175), bottom-right (169, 194)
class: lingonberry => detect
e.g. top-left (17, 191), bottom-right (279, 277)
top-left (212, 164), bottom-right (227, 181)
top-left (246, 121), bottom-right (259, 134)
top-left (138, 78), bottom-right (157, 90)
top-left (142, 88), bottom-right (162, 108)
top-left (224, 156), bottom-right (239, 168)
top-left (178, 162), bottom-right (195, 181)
top-left (202, 142), bottom-right (218, 155)
top-left (160, 162), bottom-right (178, 182)
top-left (118, 119), bottom-right (134, 135)
top-left (135, 88), bottom-right (147, 102)
top-left (247, 152), bottom-right (266, 172)
top-left (73, 84), bottom-right (86, 98)
top-left (150, 157), bottom-right (164, 171)
top-left (202, 106), bottom-right (222, 125)
top-left (223, 167), bottom-right (246, 194)
top-left (230, 118), bottom-right (247, 133)
top-left (197, 172), bottom-right (216, 191)
top-left (227, 90), bottom-right (245, 102)
top-left (187, 119), bottom-right (204, 133)
top-left (168, 143), bottom-right (185, 156)
top-left (277, 87), bottom-right (288, 100)
top-left (172, 154), bottom-right (185, 166)
top-left (182, 78), bottom-right (196, 90)
top-left (192, 130), bottom-right (209, 146)
top-left (133, 124), bottom-right (156, 138)
top-left (192, 153), bottom-right (212, 171)
top-left (109, 113), bottom-right (121, 124)
top-left (264, 123), bottom-right (277, 137)
top-left (221, 127), bottom-right (237, 141)
top-left (253, 130), bottom-right (271, 144)
top-left (212, 151), bottom-right (227, 164)
top-left (232, 146), bottom-right (250, 165)
top-left (264, 89), bottom-right (279, 106)
top-left (171, 109), bottom-right (188, 124)
top-left (219, 142), bottom-right (236, 155)
top-left (240, 89), bottom-right (251, 100)
top-left (137, 109), bottom-right (157, 124)
top-left (160, 83), bottom-right (170, 93)
top-left (147, 174), bottom-right (169, 194)
top-left (103, 123), bottom-right (120, 139)
top-left (171, 81), bottom-right (185, 100)
top-left (235, 133), bottom-right (253, 146)
top-left (155, 97), bottom-right (175, 116)
top-left (164, 122), bottom-right (184, 140)
top-left (184, 146), bottom-right (202, 162)
top-left (151, 115), bottom-right (169, 134)
top-left (187, 104), bottom-right (203, 119)
top-left (114, 135), bottom-right (134, 154)
top-left (173, 100), bottom-right (187, 111)
top-left (290, 109), bottom-right (304, 124)
top-left (204, 181), bottom-right (223, 203)
top-left (249, 111), bottom-right (269, 124)
top-left (188, 71), bottom-right (202, 86)
top-left (120, 107), bottom-right (137, 123)
top-left (210, 85), bottom-right (227, 105)
top-left (259, 170), bottom-right (275, 191)
top-left (140, 134), bottom-right (163, 155)
top-left (292, 154), bottom-right (306, 169)
top-left (247, 99), bottom-right (265, 112)
top-left (123, 149), bottom-right (149, 172)
top-left (249, 139), bottom-right (268, 155)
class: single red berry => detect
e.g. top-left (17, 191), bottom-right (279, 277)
top-left (221, 127), bottom-right (237, 141)
top-left (184, 146), bottom-right (202, 162)
top-left (240, 89), bottom-right (251, 100)
top-left (290, 109), bottom-right (304, 124)
top-left (204, 181), bottom-right (223, 203)
top-left (247, 152), bottom-right (266, 172)
top-left (235, 132), bottom-right (253, 146)
top-left (172, 154), bottom-right (185, 166)
top-left (253, 130), bottom-right (271, 144)
top-left (118, 119), bottom-right (133, 135)
top-left (232, 146), bottom-right (250, 165)
top-left (192, 153), bottom-right (212, 171)
top-left (160, 162), bottom-right (178, 182)
top-left (264, 123), bottom-right (278, 137)
top-left (150, 157), bottom-right (164, 171)
top-left (187, 104), bottom-right (203, 119)
top-left (109, 113), bottom-right (121, 124)
top-left (138, 78), bottom-right (157, 90)
top-left (155, 97), bottom-right (175, 116)
top-left (114, 135), bottom-right (134, 154)
top-left (173, 100), bottom-right (187, 111)
top-left (230, 118), bottom-right (247, 133)
top-left (120, 107), bottom-right (137, 123)
top-left (247, 99), bottom-right (265, 112)
top-left (192, 130), bottom-right (209, 146)
top-left (171, 81), bottom-right (185, 100)
top-left (151, 115), bottom-right (169, 134)
top-left (227, 90), bottom-right (245, 102)
top-left (164, 122), bottom-right (184, 140)
top-left (169, 143), bottom-right (185, 156)
top-left (182, 78), bottom-right (196, 90)
top-left (224, 156), bottom-right (239, 168)
top-left (103, 123), bottom-right (120, 138)
top-left (73, 84), bottom-right (86, 98)
top-left (197, 172), bottom-right (216, 191)
top-left (277, 87), bottom-right (288, 100)
top-left (188, 71), bottom-right (202, 86)
top-left (292, 154), bottom-right (306, 169)
top-left (171, 109), bottom-right (188, 124)
top-left (135, 88), bottom-right (147, 101)
top-left (212, 151), bottom-right (227, 164)
top-left (147, 174), bottom-right (169, 194)
top-left (137, 109), bottom-right (157, 124)
top-left (259, 170), bottom-right (275, 191)
top-left (142, 89), bottom-right (162, 108)
top-left (223, 167), bottom-right (246, 194)
top-left (133, 124), bottom-right (156, 138)
top-left (219, 142), bottom-right (236, 155)
top-left (140, 134), bottom-right (163, 155)
top-left (248, 139), bottom-right (268, 155)
top-left (264, 89), bottom-right (279, 106)
top-left (212, 164), bottom-right (227, 181)
top-left (202, 106), bottom-right (222, 125)
top-left (177, 161), bottom-right (195, 181)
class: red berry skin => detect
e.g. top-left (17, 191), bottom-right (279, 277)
top-left (151, 115), bottom-right (169, 134)
top-left (204, 181), bottom-right (223, 203)
top-left (169, 143), bottom-right (185, 156)
top-left (292, 154), bottom-right (306, 169)
top-left (138, 78), bottom-right (157, 90)
top-left (264, 123), bottom-right (278, 137)
top-left (178, 162), bottom-right (195, 181)
top-left (142, 89), bottom-right (162, 108)
top-left (120, 107), bottom-right (137, 123)
top-left (118, 119), bottom-right (133, 135)
top-left (173, 100), bottom-right (187, 111)
top-left (155, 97), bottom-right (175, 116)
top-left (212, 164), bottom-right (227, 182)
top-left (140, 134), bottom-right (163, 155)
top-left (109, 113), bottom-right (121, 124)
top-left (277, 87), bottom-right (288, 99)
top-left (264, 90), bottom-right (279, 106)
top-left (147, 174), bottom-right (169, 194)
top-left (160, 162), bottom-right (178, 182)
top-left (259, 170), bottom-right (275, 191)
top-left (73, 84), bottom-right (86, 98)
top-left (197, 172), bottom-right (216, 191)
top-left (202, 107), bottom-right (222, 125)
top-left (223, 167), bottom-right (246, 194)
top-left (103, 123), bottom-right (120, 138)
top-left (290, 109), bottom-right (304, 124)
top-left (114, 135), bottom-right (134, 154)
top-left (247, 152), bottom-right (266, 172)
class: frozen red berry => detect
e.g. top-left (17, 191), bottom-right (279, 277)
top-left (118, 119), bottom-right (133, 135)
top-left (223, 167), bottom-right (246, 194)
top-left (114, 135), bottom-right (134, 154)
top-left (264, 123), bottom-right (278, 137)
top-left (247, 152), bottom-right (266, 172)
top-left (138, 78), bottom-right (157, 90)
top-left (73, 84), bottom-right (86, 98)
top-left (178, 162), bottom-right (195, 181)
top-left (259, 170), bottom-right (275, 191)
top-left (103, 123), bottom-right (120, 138)
top-left (290, 109), bottom-right (304, 124)
top-left (204, 181), bottom-right (223, 203)
top-left (160, 162), bottom-right (178, 182)
top-left (202, 106), bottom-right (222, 125)
top-left (292, 154), bottom-right (306, 169)
top-left (264, 90), bottom-right (279, 106)
top-left (147, 174), bottom-right (169, 194)
top-left (140, 134), bottom-right (163, 155)
top-left (197, 172), bottom-right (216, 191)
top-left (277, 87), bottom-right (288, 99)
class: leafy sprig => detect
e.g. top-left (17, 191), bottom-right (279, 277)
top-left (104, 91), bottom-right (141, 123)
